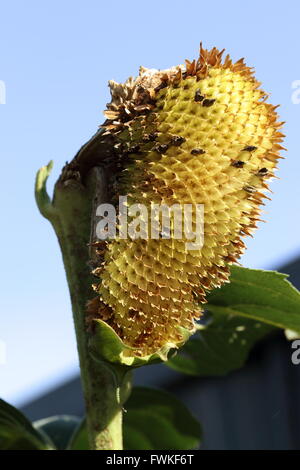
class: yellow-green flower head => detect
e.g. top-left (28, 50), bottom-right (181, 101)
top-left (87, 45), bottom-right (285, 357)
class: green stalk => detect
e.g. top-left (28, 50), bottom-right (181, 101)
top-left (35, 160), bottom-right (131, 450)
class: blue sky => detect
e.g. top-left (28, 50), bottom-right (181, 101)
top-left (0, 0), bottom-right (299, 406)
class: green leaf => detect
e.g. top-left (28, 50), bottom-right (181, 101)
top-left (207, 266), bottom-right (300, 332)
top-left (167, 313), bottom-right (273, 376)
top-left (69, 387), bottom-right (201, 451)
top-left (168, 266), bottom-right (300, 376)
top-left (0, 398), bottom-right (51, 450)
top-left (68, 419), bottom-right (89, 450)
top-left (33, 415), bottom-right (81, 450)
top-left (123, 387), bottom-right (201, 450)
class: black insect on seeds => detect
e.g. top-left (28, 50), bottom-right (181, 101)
top-left (194, 89), bottom-right (205, 102)
top-left (243, 145), bottom-right (257, 152)
top-left (231, 160), bottom-right (245, 168)
top-left (257, 167), bottom-right (269, 176)
top-left (191, 148), bottom-right (206, 155)
top-left (156, 144), bottom-right (169, 153)
top-left (170, 135), bottom-right (186, 146)
top-left (202, 98), bottom-right (216, 107)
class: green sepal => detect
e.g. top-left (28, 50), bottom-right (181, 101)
top-left (89, 319), bottom-right (195, 368)
top-left (35, 161), bottom-right (56, 221)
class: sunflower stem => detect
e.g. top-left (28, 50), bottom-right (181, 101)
top-left (35, 161), bottom-right (130, 450)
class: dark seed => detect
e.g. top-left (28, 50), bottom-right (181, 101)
top-left (243, 145), bottom-right (257, 152)
top-left (171, 135), bottom-right (186, 146)
top-left (191, 148), bottom-right (206, 155)
top-left (231, 160), bottom-right (245, 168)
top-left (156, 144), bottom-right (169, 153)
top-left (257, 167), bottom-right (268, 176)
top-left (194, 89), bottom-right (205, 102)
top-left (244, 185), bottom-right (256, 193)
top-left (202, 98), bottom-right (216, 107)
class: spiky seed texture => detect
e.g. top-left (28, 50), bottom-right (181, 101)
top-left (87, 45), bottom-right (285, 357)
